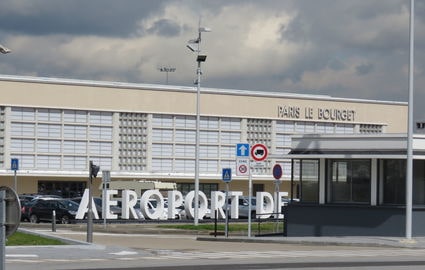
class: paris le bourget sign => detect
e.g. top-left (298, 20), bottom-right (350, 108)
top-left (75, 189), bottom-right (289, 220)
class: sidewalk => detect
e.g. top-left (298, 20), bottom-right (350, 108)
top-left (18, 223), bottom-right (425, 249)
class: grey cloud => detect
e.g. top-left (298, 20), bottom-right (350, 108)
top-left (0, 0), bottom-right (168, 37)
top-left (146, 19), bottom-right (181, 37)
top-left (356, 63), bottom-right (374, 76)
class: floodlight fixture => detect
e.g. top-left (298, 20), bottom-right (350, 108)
top-left (186, 44), bottom-right (198, 52)
top-left (0, 44), bottom-right (11, 54)
top-left (199, 27), bottom-right (212, 32)
top-left (197, 55), bottom-right (207, 62)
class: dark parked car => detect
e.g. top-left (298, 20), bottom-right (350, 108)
top-left (71, 197), bottom-right (121, 218)
top-left (28, 198), bottom-right (79, 224)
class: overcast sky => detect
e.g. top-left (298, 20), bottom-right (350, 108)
top-left (1, 0), bottom-right (425, 120)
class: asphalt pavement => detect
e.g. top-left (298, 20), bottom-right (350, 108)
top-left (16, 222), bottom-right (425, 249)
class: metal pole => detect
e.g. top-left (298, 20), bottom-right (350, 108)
top-left (0, 190), bottom-right (5, 270)
top-left (194, 25), bottom-right (202, 226)
top-left (406, 0), bottom-right (415, 240)
top-left (248, 160), bottom-right (252, 238)
top-left (87, 162), bottom-right (93, 243)
top-left (14, 170), bottom-right (17, 193)
top-left (225, 182), bottom-right (229, 237)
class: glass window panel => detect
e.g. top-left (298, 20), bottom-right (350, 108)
top-left (300, 160), bottom-right (319, 203)
top-left (151, 158), bottom-right (173, 172)
top-left (220, 146), bottom-right (234, 158)
top-left (329, 160), bottom-right (371, 203)
top-left (200, 131), bottom-right (218, 143)
top-left (152, 115), bottom-right (173, 127)
top-left (152, 129), bottom-right (173, 142)
top-left (37, 155), bottom-right (61, 169)
top-left (276, 121), bottom-right (295, 132)
top-left (200, 117), bottom-right (219, 129)
top-left (221, 118), bottom-right (241, 130)
top-left (11, 107), bottom-right (35, 121)
top-left (200, 160), bottom-right (218, 173)
top-left (11, 123), bottom-right (35, 137)
top-left (200, 145), bottom-right (218, 158)
top-left (37, 140), bottom-right (61, 153)
top-left (37, 124), bottom-right (61, 138)
top-left (11, 139), bottom-right (35, 152)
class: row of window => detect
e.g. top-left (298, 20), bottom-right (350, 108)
top-left (297, 159), bottom-right (425, 205)
top-left (11, 108), bottom-right (113, 125)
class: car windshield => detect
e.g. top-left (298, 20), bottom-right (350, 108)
top-left (58, 200), bottom-right (79, 211)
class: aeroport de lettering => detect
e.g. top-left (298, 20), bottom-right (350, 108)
top-left (76, 189), bottom-right (288, 220)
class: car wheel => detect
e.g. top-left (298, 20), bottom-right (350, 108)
top-left (251, 211), bottom-right (256, 219)
top-left (60, 215), bottom-right (70, 224)
top-left (29, 214), bottom-right (39, 223)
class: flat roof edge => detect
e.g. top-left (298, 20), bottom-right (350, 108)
top-left (0, 74), bottom-right (407, 106)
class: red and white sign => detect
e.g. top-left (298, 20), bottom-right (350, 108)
top-left (250, 143), bottom-right (268, 162)
top-left (236, 158), bottom-right (250, 176)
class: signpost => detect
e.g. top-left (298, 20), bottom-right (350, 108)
top-left (273, 164), bottom-right (283, 220)
top-left (102, 170), bottom-right (111, 228)
top-left (11, 158), bottom-right (19, 193)
top-left (0, 186), bottom-right (21, 270)
top-left (222, 168), bottom-right (232, 237)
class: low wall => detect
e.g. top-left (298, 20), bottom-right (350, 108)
top-left (286, 204), bottom-right (425, 237)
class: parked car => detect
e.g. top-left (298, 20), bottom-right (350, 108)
top-left (28, 198), bottom-right (79, 224)
top-left (20, 194), bottom-right (64, 221)
top-left (72, 197), bottom-right (122, 218)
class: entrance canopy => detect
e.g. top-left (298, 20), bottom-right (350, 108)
top-left (288, 133), bottom-right (425, 159)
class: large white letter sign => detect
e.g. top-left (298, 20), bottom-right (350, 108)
top-left (184, 191), bottom-right (208, 219)
top-left (167, 190), bottom-right (183, 219)
top-left (76, 188), bottom-right (100, 219)
top-left (140, 190), bottom-right (165, 220)
top-left (256, 192), bottom-right (274, 219)
top-left (210, 191), bottom-right (226, 219)
top-left (228, 191), bottom-right (243, 219)
top-left (122, 190), bottom-right (138, 219)
top-left (274, 191), bottom-right (289, 219)
top-left (104, 189), bottom-right (119, 219)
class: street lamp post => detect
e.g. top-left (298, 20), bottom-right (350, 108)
top-left (406, 0), bottom-right (415, 240)
top-left (159, 67), bottom-right (176, 84)
top-left (187, 23), bottom-right (211, 225)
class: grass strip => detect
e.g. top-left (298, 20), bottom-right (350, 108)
top-left (7, 232), bottom-right (67, 246)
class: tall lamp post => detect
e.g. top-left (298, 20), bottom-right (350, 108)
top-left (187, 23), bottom-right (211, 225)
top-left (159, 67), bottom-right (176, 84)
top-left (406, 0), bottom-right (415, 240)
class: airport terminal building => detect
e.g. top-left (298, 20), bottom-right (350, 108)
top-left (0, 75), bottom-right (408, 200)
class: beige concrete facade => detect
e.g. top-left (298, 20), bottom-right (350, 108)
top-left (0, 75), bottom-right (408, 198)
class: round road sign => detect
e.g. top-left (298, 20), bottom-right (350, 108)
top-left (250, 143), bottom-right (268, 162)
top-left (273, 164), bottom-right (283, 180)
top-left (0, 186), bottom-right (21, 237)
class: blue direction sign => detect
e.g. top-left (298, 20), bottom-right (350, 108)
top-left (236, 143), bottom-right (250, 157)
top-left (11, 158), bottom-right (19, 171)
top-left (222, 168), bottom-right (232, 183)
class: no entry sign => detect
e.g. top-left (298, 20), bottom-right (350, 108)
top-left (250, 143), bottom-right (268, 162)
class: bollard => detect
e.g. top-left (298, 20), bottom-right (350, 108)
top-left (214, 209), bottom-right (217, 237)
top-left (52, 210), bottom-right (56, 232)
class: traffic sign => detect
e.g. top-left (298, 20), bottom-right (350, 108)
top-left (273, 164), bottom-right (283, 180)
top-left (236, 158), bottom-right (250, 176)
top-left (236, 143), bottom-right (250, 157)
top-left (250, 143), bottom-right (268, 162)
top-left (222, 168), bottom-right (232, 183)
top-left (11, 158), bottom-right (19, 171)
